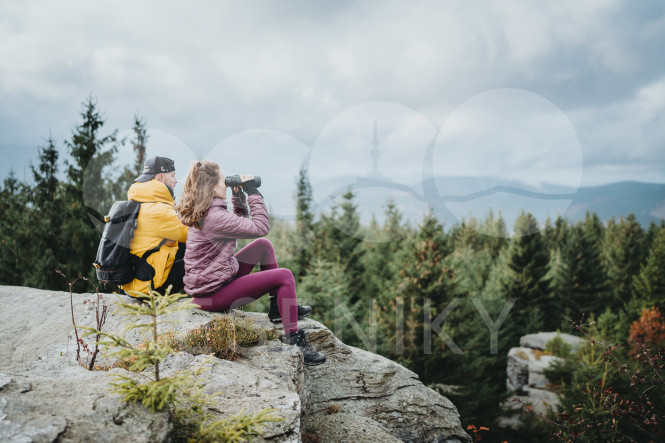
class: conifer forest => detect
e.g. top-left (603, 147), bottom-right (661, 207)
top-left (2, 96), bottom-right (664, 442)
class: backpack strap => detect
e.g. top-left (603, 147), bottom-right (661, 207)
top-left (145, 238), bottom-right (168, 291)
top-left (142, 238), bottom-right (168, 261)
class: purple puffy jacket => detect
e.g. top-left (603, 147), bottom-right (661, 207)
top-left (183, 193), bottom-right (269, 296)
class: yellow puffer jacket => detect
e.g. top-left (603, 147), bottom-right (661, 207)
top-left (119, 180), bottom-right (188, 296)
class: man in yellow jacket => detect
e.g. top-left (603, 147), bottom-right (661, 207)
top-left (120, 156), bottom-right (188, 297)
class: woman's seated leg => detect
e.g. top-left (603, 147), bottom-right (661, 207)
top-left (234, 238), bottom-right (278, 277)
top-left (192, 267), bottom-right (298, 334)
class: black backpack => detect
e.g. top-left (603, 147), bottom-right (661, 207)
top-left (93, 201), bottom-right (166, 285)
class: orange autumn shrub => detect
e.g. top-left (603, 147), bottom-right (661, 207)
top-left (629, 307), bottom-right (665, 354)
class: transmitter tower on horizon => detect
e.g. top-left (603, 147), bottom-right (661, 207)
top-left (366, 120), bottom-right (391, 181)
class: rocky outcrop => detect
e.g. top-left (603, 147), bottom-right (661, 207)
top-left (158, 351), bottom-right (303, 441)
top-left (501, 332), bottom-right (584, 429)
top-left (507, 332), bottom-right (583, 395)
top-left (506, 348), bottom-right (563, 392)
top-left (503, 346), bottom-right (563, 424)
top-left (280, 320), bottom-right (467, 442)
top-left (0, 286), bottom-right (470, 442)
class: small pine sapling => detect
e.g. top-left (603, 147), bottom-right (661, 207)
top-left (82, 288), bottom-right (194, 408)
top-left (82, 287), bottom-right (281, 441)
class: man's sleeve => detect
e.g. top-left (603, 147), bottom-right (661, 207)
top-left (154, 204), bottom-right (188, 242)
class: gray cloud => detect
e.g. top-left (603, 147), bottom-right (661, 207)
top-left (1, 0), bottom-right (664, 192)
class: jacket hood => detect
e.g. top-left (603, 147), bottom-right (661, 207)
top-left (127, 180), bottom-right (175, 204)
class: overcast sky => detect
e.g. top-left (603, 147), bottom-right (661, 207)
top-left (1, 0), bottom-right (664, 223)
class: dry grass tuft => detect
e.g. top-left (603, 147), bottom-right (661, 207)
top-left (514, 350), bottom-right (531, 360)
top-left (302, 431), bottom-right (321, 443)
top-left (326, 404), bottom-right (341, 414)
top-left (531, 349), bottom-right (554, 360)
top-left (166, 315), bottom-right (278, 361)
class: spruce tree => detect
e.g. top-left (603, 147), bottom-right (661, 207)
top-left (439, 219), bottom-right (512, 426)
top-left (131, 113), bottom-right (148, 176)
top-left (443, 244), bottom-right (520, 430)
top-left (362, 199), bottom-right (408, 301)
top-left (442, 293), bottom-right (514, 430)
top-left (583, 211), bottom-right (605, 250)
top-left (501, 212), bottom-right (551, 336)
top-left (64, 94), bottom-right (119, 214)
top-left (603, 214), bottom-right (645, 310)
top-left (383, 199), bottom-right (407, 240)
top-left (337, 190), bottom-right (366, 303)
top-left (632, 228), bottom-right (665, 313)
top-left (317, 190), bottom-right (366, 304)
top-left (292, 166), bottom-right (314, 278)
top-left (544, 216), bottom-right (570, 250)
top-left (450, 216), bottom-right (482, 252)
top-left (62, 95), bottom-right (119, 291)
top-left (0, 171), bottom-right (32, 286)
top-left (27, 135), bottom-right (66, 289)
top-left (544, 248), bottom-right (570, 329)
top-left (564, 223), bottom-right (609, 319)
top-left (479, 209), bottom-right (508, 259)
top-left (116, 112), bottom-right (149, 195)
top-left (645, 219), bottom-right (664, 252)
top-left (445, 239), bottom-right (493, 298)
top-left (297, 258), bottom-right (358, 344)
top-left (83, 289), bottom-right (280, 440)
top-left (361, 216), bottom-right (382, 297)
top-left (379, 208), bottom-right (453, 380)
top-left (31, 134), bottom-right (60, 206)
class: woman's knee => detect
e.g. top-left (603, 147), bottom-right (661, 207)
top-left (254, 237), bottom-right (274, 252)
top-left (275, 268), bottom-right (295, 285)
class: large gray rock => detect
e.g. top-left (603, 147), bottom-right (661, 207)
top-left (0, 286), bottom-right (219, 367)
top-left (0, 359), bottom-right (171, 443)
top-left (521, 386), bottom-right (560, 413)
top-left (0, 286), bottom-right (470, 442)
top-left (500, 386), bottom-right (561, 430)
top-left (301, 328), bottom-right (469, 442)
top-left (304, 412), bottom-right (401, 443)
top-left (234, 311), bottom-right (471, 442)
top-left (158, 352), bottom-right (301, 442)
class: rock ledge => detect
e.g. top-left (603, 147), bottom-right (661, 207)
top-left (0, 286), bottom-right (470, 442)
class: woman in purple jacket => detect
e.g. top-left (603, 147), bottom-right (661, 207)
top-left (177, 160), bottom-right (325, 365)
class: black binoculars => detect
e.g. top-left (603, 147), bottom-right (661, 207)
top-left (225, 174), bottom-right (261, 188)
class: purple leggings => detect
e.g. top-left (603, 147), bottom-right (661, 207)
top-left (192, 238), bottom-right (299, 334)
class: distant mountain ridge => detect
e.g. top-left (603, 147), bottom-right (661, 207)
top-left (309, 176), bottom-right (665, 229)
top-left (564, 181), bottom-right (665, 226)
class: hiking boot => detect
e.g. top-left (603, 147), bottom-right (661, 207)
top-left (283, 329), bottom-right (326, 365)
top-left (268, 295), bottom-right (313, 323)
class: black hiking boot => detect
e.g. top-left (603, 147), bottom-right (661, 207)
top-left (268, 295), bottom-right (313, 323)
top-left (283, 329), bottom-right (326, 366)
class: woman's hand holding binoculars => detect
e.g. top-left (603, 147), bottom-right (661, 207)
top-left (226, 174), bottom-right (262, 197)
